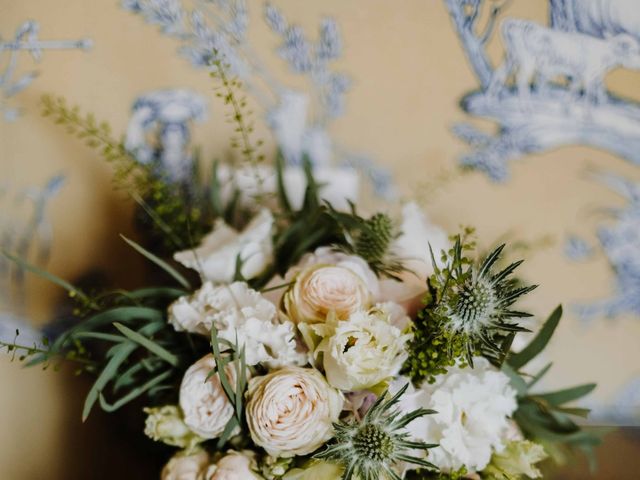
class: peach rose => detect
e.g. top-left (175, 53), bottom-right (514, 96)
top-left (245, 367), bottom-right (343, 457)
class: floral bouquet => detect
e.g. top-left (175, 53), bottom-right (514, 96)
top-left (2, 4), bottom-right (601, 479)
top-left (3, 146), bottom-right (601, 479)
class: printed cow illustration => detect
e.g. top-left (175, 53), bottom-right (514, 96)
top-left (489, 19), bottom-right (640, 102)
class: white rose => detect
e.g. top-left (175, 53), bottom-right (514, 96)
top-left (245, 367), bottom-right (343, 457)
top-left (283, 264), bottom-right (372, 324)
top-left (308, 304), bottom-right (412, 391)
top-left (169, 282), bottom-right (306, 368)
top-left (203, 451), bottom-right (263, 480)
top-left (161, 450), bottom-right (209, 480)
top-left (179, 354), bottom-right (242, 439)
top-left (174, 209), bottom-right (274, 283)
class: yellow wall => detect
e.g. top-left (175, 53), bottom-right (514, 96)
top-left (2, 1), bottom-right (640, 477)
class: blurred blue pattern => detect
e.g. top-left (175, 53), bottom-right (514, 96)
top-left (569, 173), bottom-right (640, 321)
top-left (125, 89), bottom-right (207, 185)
top-left (445, 0), bottom-right (640, 181)
top-left (123, 0), bottom-right (393, 196)
top-left (0, 20), bottom-right (91, 121)
top-left (0, 176), bottom-right (64, 345)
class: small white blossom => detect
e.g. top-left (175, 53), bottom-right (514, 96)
top-left (169, 282), bottom-right (305, 368)
top-left (392, 358), bottom-right (518, 473)
top-left (174, 209), bottom-right (274, 284)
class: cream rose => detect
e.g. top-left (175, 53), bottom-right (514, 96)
top-left (179, 354), bottom-right (241, 439)
top-left (283, 264), bottom-right (371, 324)
top-left (174, 209), bottom-right (274, 283)
top-left (161, 450), bottom-right (209, 480)
top-left (308, 304), bottom-right (412, 391)
top-left (203, 451), bottom-right (263, 480)
top-left (245, 367), bottom-right (343, 457)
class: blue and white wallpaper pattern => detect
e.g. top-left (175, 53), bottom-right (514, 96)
top-left (446, 0), bottom-right (640, 422)
top-left (2, 0), bottom-right (640, 423)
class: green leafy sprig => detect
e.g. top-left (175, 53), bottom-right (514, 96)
top-left (504, 306), bottom-right (605, 470)
top-left (210, 56), bottom-right (264, 168)
top-left (404, 234), bottom-right (535, 384)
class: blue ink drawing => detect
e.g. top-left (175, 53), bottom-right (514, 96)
top-left (567, 172), bottom-right (640, 321)
top-left (445, 0), bottom-right (640, 181)
top-left (0, 20), bottom-right (91, 122)
top-left (122, 0), bottom-right (393, 197)
top-left (125, 89), bottom-right (207, 185)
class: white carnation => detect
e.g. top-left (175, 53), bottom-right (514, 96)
top-left (393, 358), bottom-right (517, 473)
top-left (169, 282), bottom-right (306, 368)
top-left (174, 209), bottom-right (274, 284)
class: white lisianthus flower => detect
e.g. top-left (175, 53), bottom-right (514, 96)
top-left (283, 264), bottom-right (372, 324)
top-left (161, 450), bottom-right (210, 480)
top-left (174, 209), bottom-right (274, 283)
top-left (306, 304), bottom-right (412, 391)
top-left (245, 367), bottom-right (343, 457)
top-left (169, 282), bottom-right (306, 368)
top-left (203, 451), bottom-right (264, 480)
top-left (144, 405), bottom-right (203, 451)
top-left (392, 358), bottom-right (518, 473)
top-left (179, 354), bottom-right (244, 439)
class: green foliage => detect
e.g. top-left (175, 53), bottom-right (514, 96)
top-left (208, 326), bottom-right (249, 449)
top-left (254, 154), bottom-right (407, 289)
top-left (40, 94), bottom-right (211, 251)
top-left (404, 234), bottom-right (536, 384)
top-left (505, 306), bottom-right (605, 471)
top-left (210, 55), bottom-right (264, 168)
top-left (328, 205), bottom-right (405, 280)
top-left (315, 384), bottom-right (438, 480)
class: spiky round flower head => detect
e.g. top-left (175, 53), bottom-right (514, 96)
top-left (405, 236), bottom-right (537, 384)
top-left (315, 384), bottom-right (438, 480)
top-left (328, 205), bottom-right (405, 279)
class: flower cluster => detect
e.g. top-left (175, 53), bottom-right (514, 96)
top-left (6, 7), bottom-right (600, 477)
top-left (126, 191), bottom-right (559, 480)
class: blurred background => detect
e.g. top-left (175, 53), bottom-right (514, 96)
top-left (1, 0), bottom-right (640, 478)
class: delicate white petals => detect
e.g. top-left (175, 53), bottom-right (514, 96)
top-left (169, 282), bottom-right (306, 368)
top-left (393, 359), bottom-right (518, 473)
top-left (309, 304), bottom-right (412, 391)
top-left (174, 209), bottom-right (274, 283)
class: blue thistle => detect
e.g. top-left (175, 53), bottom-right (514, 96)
top-left (315, 384), bottom-right (438, 480)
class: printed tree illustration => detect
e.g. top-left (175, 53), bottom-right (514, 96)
top-left (445, 0), bottom-right (640, 181)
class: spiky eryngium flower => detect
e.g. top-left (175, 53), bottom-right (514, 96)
top-left (314, 384), bottom-right (438, 480)
top-left (404, 236), bottom-right (537, 384)
top-left (328, 204), bottom-right (405, 280)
